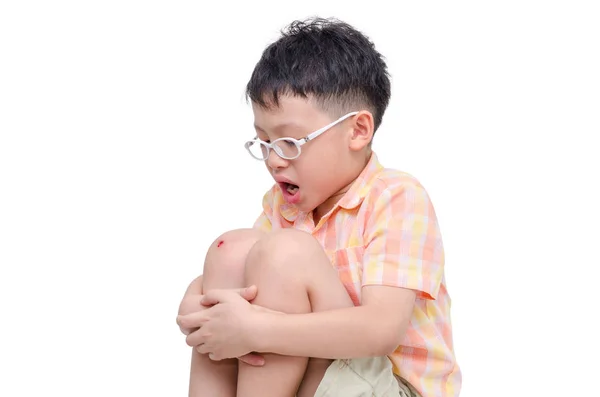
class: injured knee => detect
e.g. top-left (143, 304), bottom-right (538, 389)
top-left (204, 228), bottom-right (267, 275)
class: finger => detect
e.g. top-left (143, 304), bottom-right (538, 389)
top-left (179, 325), bottom-right (199, 336)
top-left (178, 294), bottom-right (207, 316)
top-left (201, 288), bottom-right (241, 306)
top-left (200, 285), bottom-right (257, 305)
top-left (175, 315), bottom-right (187, 335)
top-left (176, 314), bottom-right (190, 335)
top-left (177, 311), bottom-right (209, 334)
top-left (239, 285), bottom-right (258, 301)
top-left (196, 344), bottom-right (210, 355)
top-left (238, 353), bottom-right (265, 366)
top-left (186, 328), bottom-right (208, 347)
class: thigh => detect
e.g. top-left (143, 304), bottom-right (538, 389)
top-left (244, 228), bottom-right (354, 312)
top-left (244, 229), bottom-right (355, 396)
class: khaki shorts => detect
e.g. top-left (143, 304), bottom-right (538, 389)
top-left (314, 357), bottom-right (420, 397)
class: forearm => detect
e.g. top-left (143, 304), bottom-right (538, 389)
top-left (178, 275), bottom-right (204, 317)
top-left (184, 275), bottom-right (203, 295)
top-left (255, 305), bottom-right (403, 359)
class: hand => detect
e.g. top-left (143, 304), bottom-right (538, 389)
top-left (177, 285), bottom-right (266, 366)
top-left (178, 285), bottom-right (272, 361)
top-left (177, 293), bottom-right (211, 335)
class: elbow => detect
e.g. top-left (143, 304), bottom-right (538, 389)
top-left (375, 320), bottom-right (408, 356)
top-left (375, 329), bottom-right (403, 356)
top-left (377, 337), bottom-right (400, 356)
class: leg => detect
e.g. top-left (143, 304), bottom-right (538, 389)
top-left (236, 229), bottom-right (354, 397)
top-left (188, 228), bottom-right (265, 397)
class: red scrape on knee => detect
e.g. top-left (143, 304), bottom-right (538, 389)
top-left (217, 240), bottom-right (224, 248)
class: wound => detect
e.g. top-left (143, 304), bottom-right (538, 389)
top-left (217, 240), bottom-right (224, 248)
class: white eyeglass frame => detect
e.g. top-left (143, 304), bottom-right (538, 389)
top-left (244, 111), bottom-right (359, 161)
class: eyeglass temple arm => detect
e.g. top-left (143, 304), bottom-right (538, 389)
top-left (303, 112), bottom-right (359, 142)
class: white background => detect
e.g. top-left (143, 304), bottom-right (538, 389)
top-left (1, 1), bottom-right (599, 396)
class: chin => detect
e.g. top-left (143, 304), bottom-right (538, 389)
top-left (296, 202), bottom-right (316, 213)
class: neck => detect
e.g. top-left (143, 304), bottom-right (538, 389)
top-left (312, 153), bottom-right (371, 224)
top-left (312, 186), bottom-right (351, 225)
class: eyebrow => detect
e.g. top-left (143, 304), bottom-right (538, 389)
top-left (254, 122), bottom-right (305, 136)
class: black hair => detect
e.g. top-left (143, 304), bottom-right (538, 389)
top-left (246, 17), bottom-right (391, 132)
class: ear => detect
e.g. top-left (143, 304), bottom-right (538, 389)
top-left (348, 111), bottom-right (374, 151)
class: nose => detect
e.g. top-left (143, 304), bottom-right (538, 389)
top-left (266, 148), bottom-right (289, 170)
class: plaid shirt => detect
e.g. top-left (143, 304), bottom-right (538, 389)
top-left (254, 152), bottom-right (461, 397)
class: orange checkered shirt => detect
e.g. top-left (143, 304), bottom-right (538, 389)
top-left (253, 152), bottom-right (461, 397)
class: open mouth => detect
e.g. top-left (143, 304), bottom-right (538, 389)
top-left (283, 182), bottom-right (299, 195)
top-left (278, 182), bottom-right (300, 203)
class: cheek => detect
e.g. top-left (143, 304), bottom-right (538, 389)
top-left (299, 154), bottom-right (337, 185)
top-left (291, 157), bottom-right (316, 184)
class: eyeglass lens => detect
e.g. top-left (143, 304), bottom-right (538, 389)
top-left (247, 139), bottom-right (299, 160)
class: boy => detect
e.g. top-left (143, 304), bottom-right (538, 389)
top-left (177, 17), bottom-right (461, 397)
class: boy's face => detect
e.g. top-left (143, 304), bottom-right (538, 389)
top-left (251, 95), bottom-right (371, 219)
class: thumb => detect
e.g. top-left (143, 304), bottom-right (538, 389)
top-left (200, 286), bottom-right (257, 306)
top-left (238, 352), bottom-right (265, 366)
top-left (239, 285), bottom-right (258, 301)
top-left (200, 289), bottom-right (228, 306)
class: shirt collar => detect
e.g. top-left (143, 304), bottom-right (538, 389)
top-left (280, 202), bottom-right (299, 222)
top-left (337, 151), bottom-right (382, 210)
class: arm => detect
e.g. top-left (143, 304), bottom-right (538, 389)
top-left (184, 274), bottom-right (203, 296)
top-left (254, 285), bottom-right (415, 358)
top-left (256, 180), bottom-right (441, 359)
top-left (178, 275), bottom-right (204, 335)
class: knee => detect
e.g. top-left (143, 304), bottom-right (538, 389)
top-left (245, 229), bottom-right (324, 274)
top-left (203, 228), bottom-right (266, 276)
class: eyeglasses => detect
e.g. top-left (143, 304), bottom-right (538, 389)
top-left (244, 111), bottom-right (359, 161)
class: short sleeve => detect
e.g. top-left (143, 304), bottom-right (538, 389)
top-left (252, 189), bottom-right (274, 232)
top-left (361, 181), bottom-right (445, 300)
